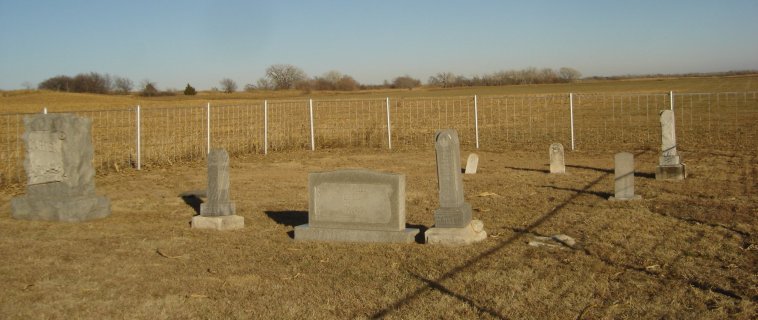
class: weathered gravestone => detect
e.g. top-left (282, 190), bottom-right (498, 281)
top-left (294, 169), bottom-right (419, 243)
top-left (465, 153), bottom-right (479, 174)
top-left (425, 129), bottom-right (487, 245)
top-left (655, 110), bottom-right (686, 180)
top-left (11, 114), bottom-right (110, 222)
top-left (192, 149), bottom-right (244, 230)
top-left (549, 143), bottom-right (566, 174)
top-left (609, 152), bottom-right (641, 201)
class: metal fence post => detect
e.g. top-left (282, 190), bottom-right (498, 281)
top-left (264, 100), bottom-right (268, 155)
top-left (474, 95), bottom-right (480, 149)
top-left (386, 97), bottom-right (392, 150)
top-left (670, 91), bottom-right (674, 111)
top-left (569, 93), bottom-right (575, 151)
top-left (136, 105), bottom-right (141, 170)
top-left (206, 102), bottom-right (211, 154)
top-left (309, 99), bottom-right (315, 151)
top-left (43, 107), bottom-right (47, 114)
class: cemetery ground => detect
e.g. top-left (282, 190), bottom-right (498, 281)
top-left (0, 147), bottom-right (755, 319)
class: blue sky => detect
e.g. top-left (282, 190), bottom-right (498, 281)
top-left (1, 0), bottom-right (757, 90)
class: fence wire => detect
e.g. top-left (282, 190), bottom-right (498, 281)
top-left (1, 91), bottom-right (756, 187)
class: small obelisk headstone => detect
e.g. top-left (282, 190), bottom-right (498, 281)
top-left (465, 153), bottom-right (479, 174)
top-left (192, 149), bottom-right (244, 230)
top-left (425, 129), bottom-right (487, 245)
top-left (655, 110), bottom-right (686, 180)
top-left (11, 114), bottom-right (110, 222)
top-left (609, 152), bottom-right (641, 201)
top-left (549, 143), bottom-right (566, 174)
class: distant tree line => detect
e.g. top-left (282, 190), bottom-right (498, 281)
top-left (38, 72), bottom-right (133, 94)
top-left (584, 69), bottom-right (758, 81)
top-left (427, 67), bottom-right (582, 88)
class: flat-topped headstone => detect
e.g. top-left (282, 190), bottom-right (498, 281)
top-left (655, 110), bottom-right (686, 180)
top-left (192, 149), bottom-right (243, 230)
top-left (11, 113), bottom-right (110, 222)
top-left (426, 129), bottom-right (486, 245)
top-left (465, 153), bottom-right (479, 174)
top-left (609, 152), bottom-right (641, 201)
top-left (295, 169), bottom-right (419, 243)
top-left (549, 143), bottom-right (566, 174)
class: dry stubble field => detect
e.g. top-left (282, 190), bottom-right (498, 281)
top-left (0, 146), bottom-right (755, 319)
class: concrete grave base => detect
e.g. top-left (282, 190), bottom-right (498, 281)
top-left (294, 224), bottom-right (419, 243)
top-left (656, 164), bottom-right (686, 180)
top-left (11, 195), bottom-right (110, 222)
top-left (191, 215), bottom-right (244, 230)
top-left (609, 195), bottom-right (642, 201)
top-left (425, 220), bottom-right (487, 245)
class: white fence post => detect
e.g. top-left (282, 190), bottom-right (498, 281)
top-left (670, 91), bottom-right (674, 111)
top-left (43, 107), bottom-right (47, 114)
top-left (206, 102), bottom-right (211, 154)
top-left (474, 95), bottom-right (480, 149)
top-left (136, 105), bottom-right (141, 170)
top-left (569, 93), bottom-right (575, 151)
top-left (264, 100), bottom-right (268, 155)
top-left (386, 97), bottom-right (392, 150)
top-left (309, 99), bottom-right (315, 151)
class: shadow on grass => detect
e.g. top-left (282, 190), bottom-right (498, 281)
top-left (407, 223), bottom-right (429, 244)
top-left (566, 164), bottom-right (656, 179)
top-left (178, 190), bottom-right (205, 216)
top-left (265, 210), bottom-right (308, 239)
top-left (502, 166), bottom-right (550, 174)
top-left (539, 185), bottom-right (613, 199)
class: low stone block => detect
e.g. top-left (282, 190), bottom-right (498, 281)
top-left (191, 215), bottom-right (244, 230)
top-left (11, 195), bottom-right (110, 222)
top-left (656, 164), bottom-right (686, 180)
top-left (465, 153), bottom-right (479, 174)
top-left (294, 224), bottom-right (418, 243)
top-left (425, 220), bottom-right (487, 245)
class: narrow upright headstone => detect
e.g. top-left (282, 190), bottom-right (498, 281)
top-left (425, 129), bottom-right (486, 245)
top-left (609, 152), bottom-right (641, 201)
top-left (465, 153), bottom-right (479, 174)
top-left (11, 114), bottom-right (110, 222)
top-left (655, 110), bottom-right (686, 180)
top-left (192, 149), bottom-right (244, 230)
top-left (549, 143), bottom-right (566, 174)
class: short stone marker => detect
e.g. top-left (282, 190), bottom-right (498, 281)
top-left (425, 129), bottom-right (487, 245)
top-left (465, 153), bottom-right (479, 174)
top-left (11, 113), bottom-right (110, 222)
top-left (655, 110), bottom-right (686, 180)
top-left (549, 143), bottom-right (566, 174)
top-left (609, 152), bottom-right (641, 201)
top-left (191, 149), bottom-right (244, 230)
top-left (294, 169), bottom-right (419, 243)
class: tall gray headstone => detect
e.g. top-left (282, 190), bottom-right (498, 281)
top-left (609, 152), bottom-right (641, 201)
top-left (549, 143), bottom-right (566, 174)
top-left (426, 129), bottom-right (486, 245)
top-left (465, 153), bottom-right (479, 174)
top-left (655, 110), bottom-right (686, 180)
top-left (192, 149), bottom-right (244, 230)
top-left (294, 169), bottom-right (419, 243)
top-left (11, 114), bottom-right (110, 222)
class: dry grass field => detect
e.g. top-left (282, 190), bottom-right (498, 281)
top-left (0, 76), bottom-right (756, 318)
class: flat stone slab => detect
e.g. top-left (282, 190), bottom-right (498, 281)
top-left (656, 164), bottom-right (686, 180)
top-left (294, 224), bottom-right (418, 243)
top-left (609, 195), bottom-right (642, 201)
top-left (11, 195), bottom-right (110, 222)
top-left (191, 215), bottom-right (244, 230)
top-left (425, 220), bottom-right (487, 245)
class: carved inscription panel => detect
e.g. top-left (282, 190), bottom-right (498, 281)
top-left (314, 183), bottom-right (392, 224)
top-left (28, 131), bottom-right (65, 185)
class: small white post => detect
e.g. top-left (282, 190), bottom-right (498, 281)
top-left (669, 91), bottom-right (674, 111)
top-left (206, 102), bottom-right (211, 154)
top-left (309, 99), bottom-right (315, 151)
top-left (569, 93), bottom-right (575, 151)
top-left (136, 105), bottom-right (141, 170)
top-left (264, 100), bottom-right (268, 155)
top-left (386, 97), bottom-right (392, 150)
top-left (474, 95), bottom-right (480, 149)
top-left (43, 107), bottom-right (48, 114)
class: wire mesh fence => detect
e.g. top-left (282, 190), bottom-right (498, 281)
top-left (1, 91), bottom-right (756, 187)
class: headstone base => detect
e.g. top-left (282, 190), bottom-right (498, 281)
top-left (294, 224), bottom-right (419, 243)
top-left (434, 203), bottom-right (472, 228)
top-left (11, 195), bottom-right (110, 222)
top-left (191, 215), bottom-right (244, 230)
top-left (609, 195), bottom-right (642, 201)
top-left (425, 220), bottom-right (487, 245)
top-left (656, 164), bottom-right (686, 180)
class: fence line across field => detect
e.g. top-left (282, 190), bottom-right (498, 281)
top-left (1, 91), bottom-right (756, 186)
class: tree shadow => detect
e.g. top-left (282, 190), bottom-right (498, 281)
top-left (539, 185), bottom-right (613, 199)
top-left (565, 164), bottom-right (655, 179)
top-left (502, 165), bottom-right (550, 174)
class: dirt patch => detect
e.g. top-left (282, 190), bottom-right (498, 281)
top-left (0, 148), bottom-right (755, 319)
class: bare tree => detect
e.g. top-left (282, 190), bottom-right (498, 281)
top-left (559, 67), bottom-right (582, 82)
top-left (140, 79), bottom-right (158, 97)
top-left (113, 76), bottom-right (133, 94)
top-left (21, 81), bottom-right (35, 90)
top-left (428, 72), bottom-right (457, 87)
top-left (392, 75), bottom-right (421, 89)
top-left (219, 78), bottom-right (237, 93)
top-left (265, 64), bottom-right (307, 90)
